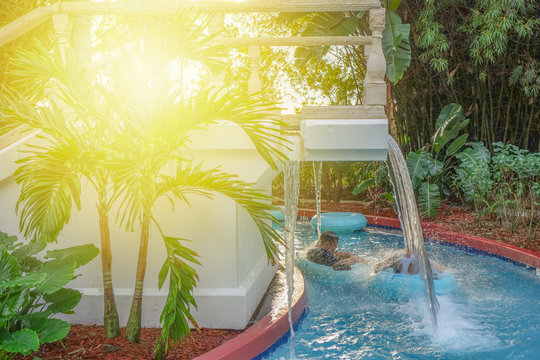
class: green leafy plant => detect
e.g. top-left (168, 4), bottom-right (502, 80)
top-left (453, 143), bottom-right (492, 215)
top-left (0, 231), bottom-right (98, 360)
top-left (9, 40), bottom-right (123, 338)
top-left (406, 103), bottom-right (473, 217)
top-left (393, 1), bottom-right (539, 153)
top-left (7, 13), bottom-right (289, 358)
top-left (352, 162), bottom-right (394, 207)
top-left (454, 142), bottom-right (539, 240)
top-left (277, 0), bottom-right (411, 85)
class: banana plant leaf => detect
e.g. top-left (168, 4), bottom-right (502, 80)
top-left (382, 9), bottom-right (411, 84)
top-left (418, 181), bottom-right (440, 218)
top-left (432, 103), bottom-right (470, 154)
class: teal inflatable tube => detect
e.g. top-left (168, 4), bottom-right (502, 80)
top-left (271, 209), bottom-right (285, 222)
top-left (310, 212), bottom-right (367, 233)
top-left (296, 257), bottom-right (457, 299)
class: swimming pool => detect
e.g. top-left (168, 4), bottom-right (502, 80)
top-left (265, 223), bottom-right (540, 360)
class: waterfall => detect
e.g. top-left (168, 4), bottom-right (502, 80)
top-left (386, 135), bottom-right (440, 329)
top-left (284, 160), bottom-right (300, 358)
top-left (313, 161), bottom-right (323, 241)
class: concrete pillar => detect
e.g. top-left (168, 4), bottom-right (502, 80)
top-left (364, 7), bottom-right (386, 106)
top-left (52, 13), bottom-right (72, 58)
top-left (248, 46), bottom-right (261, 94)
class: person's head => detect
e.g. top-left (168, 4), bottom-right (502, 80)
top-left (318, 231), bottom-right (339, 252)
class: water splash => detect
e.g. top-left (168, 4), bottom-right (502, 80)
top-left (313, 161), bottom-right (323, 242)
top-left (386, 135), bottom-right (439, 329)
top-left (284, 160), bottom-right (300, 359)
top-left (407, 295), bottom-right (503, 353)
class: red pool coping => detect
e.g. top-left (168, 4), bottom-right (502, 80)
top-left (196, 211), bottom-right (539, 360)
top-left (194, 271), bottom-right (307, 360)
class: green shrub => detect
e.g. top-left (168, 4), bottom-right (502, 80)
top-left (454, 143), bottom-right (540, 239)
top-left (0, 232), bottom-right (98, 359)
top-left (406, 103), bottom-right (472, 217)
top-left (352, 162), bottom-right (394, 207)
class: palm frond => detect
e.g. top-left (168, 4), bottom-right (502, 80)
top-left (14, 141), bottom-right (82, 244)
top-left (160, 161), bottom-right (284, 262)
top-left (154, 236), bottom-right (200, 359)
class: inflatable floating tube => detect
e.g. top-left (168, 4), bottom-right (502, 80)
top-left (271, 208), bottom-right (285, 229)
top-left (311, 212), bottom-right (367, 233)
top-left (271, 209), bottom-right (285, 222)
top-left (296, 257), bottom-right (457, 299)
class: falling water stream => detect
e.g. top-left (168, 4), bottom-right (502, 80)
top-left (313, 161), bottom-right (323, 241)
top-left (282, 137), bottom-right (438, 360)
top-left (284, 160), bottom-right (300, 359)
top-left (386, 135), bottom-right (439, 328)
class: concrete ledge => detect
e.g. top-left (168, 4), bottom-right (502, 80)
top-left (300, 119), bottom-right (388, 161)
top-left (194, 266), bottom-right (306, 360)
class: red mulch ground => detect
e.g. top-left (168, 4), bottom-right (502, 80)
top-left (16, 326), bottom-right (240, 360)
top-left (16, 201), bottom-right (539, 360)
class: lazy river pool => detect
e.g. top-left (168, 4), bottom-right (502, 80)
top-left (264, 223), bottom-right (540, 360)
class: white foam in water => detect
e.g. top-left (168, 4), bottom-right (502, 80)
top-left (405, 295), bottom-right (504, 353)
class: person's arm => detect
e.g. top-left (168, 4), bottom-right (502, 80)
top-left (334, 251), bottom-right (356, 260)
top-left (334, 255), bottom-right (368, 267)
top-left (429, 259), bottom-right (447, 272)
top-left (372, 253), bottom-right (400, 273)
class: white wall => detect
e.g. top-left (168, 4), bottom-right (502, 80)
top-left (0, 123), bottom-right (279, 329)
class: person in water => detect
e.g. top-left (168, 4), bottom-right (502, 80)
top-left (306, 230), bottom-right (367, 271)
top-left (373, 250), bottom-right (447, 275)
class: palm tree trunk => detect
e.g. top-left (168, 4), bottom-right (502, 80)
top-left (98, 202), bottom-right (121, 338)
top-left (126, 213), bottom-right (150, 342)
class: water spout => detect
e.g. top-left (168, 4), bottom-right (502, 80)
top-left (284, 160), bottom-right (300, 358)
top-left (386, 136), bottom-right (439, 329)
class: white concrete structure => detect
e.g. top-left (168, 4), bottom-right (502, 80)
top-left (0, 1), bottom-right (388, 329)
top-left (0, 124), bottom-right (280, 329)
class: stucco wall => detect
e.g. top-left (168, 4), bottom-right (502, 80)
top-left (0, 124), bottom-right (279, 329)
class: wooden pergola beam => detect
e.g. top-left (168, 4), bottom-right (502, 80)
top-left (0, 1), bottom-right (380, 48)
top-left (219, 36), bottom-right (371, 47)
top-left (0, 5), bottom-right (57, 48)
top-left (60, 0), bottom-right (381, 15)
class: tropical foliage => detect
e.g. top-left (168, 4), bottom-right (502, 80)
top-left (8, 40), bottom-right (123, 338)
top-left (0, 231), bottom-right (98, 360)
top-left (5, 12), bottom-right (289, 359)
top-left (277, 0), bottom-right (410, 85)
top-left (393, 0), bottom-right (540, 153)
top-left (352, 162), bottom-right (394, 208)
top-left (406, 104), bottom-right (484, 217)
top-left (454, 143), bottom-right (540, 239)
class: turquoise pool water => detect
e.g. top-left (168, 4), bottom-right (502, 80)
top-left (266, 223), bottom-right (540, 360)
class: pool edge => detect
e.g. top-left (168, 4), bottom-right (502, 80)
top-left (197, 212), bottom-right (539, 360)
top-left (194, 266), bottom-right (307, 360)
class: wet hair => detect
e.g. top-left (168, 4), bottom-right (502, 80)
top-left (319, 231), bottom-right (339, 245)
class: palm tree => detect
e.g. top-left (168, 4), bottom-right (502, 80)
top-left (99, 14), bottom-right (290, 351)
top-left (6, 41), bottom-right (122, 338)
top-left (6, 13), bottom-right (290, 355)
